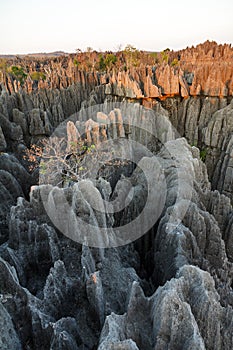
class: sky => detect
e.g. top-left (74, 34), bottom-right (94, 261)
top-left (0, 0), bottom-right (233, 54)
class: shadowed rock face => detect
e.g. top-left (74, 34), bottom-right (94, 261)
top-left (0, 41), bottom-right (233, 350)
top-left (160, 97), bottom-right (233, 203)
top-left (0, 83), bottom-right (232, 204)
top-left (0, 131), bottom-right (232, 349)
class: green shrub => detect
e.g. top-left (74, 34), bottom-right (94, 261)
top-left (171, 58), bottom-right (179, 67)
top-left (98, 54), bottom-right (106, 71)
top-left (200, 148), bottom-right (207, 162)
top-left (30, 71), bottom-right (46, 81)
top-left (161, 51), bottom-right (169, 63)
top-left (73, 58), bottom-right (80, 67)
top-left (104, 54), bottom-right (117, 70)
top-left (11, 66), bottom-right (27, 85)
top-left (97, 54), bottom-right (117, 72)
top-left (123, 44), bottom-right (140, 68)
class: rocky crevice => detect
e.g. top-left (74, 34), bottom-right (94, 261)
top-left (0, 104), bottom-right (232, 349)
top-left (0, 41), bottom-right (232, 349)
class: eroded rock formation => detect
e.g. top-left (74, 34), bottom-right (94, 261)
top-left (0, 41), bottom-right (232, 350)
top-left (1, 41), bottom-right (233, 99)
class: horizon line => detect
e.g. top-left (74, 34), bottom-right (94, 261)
top-left (1, 39), bottom-right (232, 57)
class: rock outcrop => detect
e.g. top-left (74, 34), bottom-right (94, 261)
top-left (1, 41), bottom-right (233, 98)
top-left (0, 41), bottom-right (232, 349)
top-left (0, 106), bottom-right (232, 349)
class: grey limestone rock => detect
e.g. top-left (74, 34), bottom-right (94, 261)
top-left (29, 108), bottom-right (52, 136)
top-left (0, 301), bottom-right (22, 350)
top-left (0, 126), bottom-right (7, 151)
top-left (0, 85), bottom-right (232, 350)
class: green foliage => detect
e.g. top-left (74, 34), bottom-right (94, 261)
top-left (104, 53), bottom-right (117, 70)
top-left (40, 160), bottom-right (47, 175)
top-left (161, 50), bottom-right (169, 63)
top-left (69, 141), bottom-right (96, 154)
top-left (191, 140), bottom-right (198, 147)
top-left (11, 66), bottom-right (27, 85)
top-left (98, 54), bottom-right (106, 71)
top-left (171, 58), bottom-right (179, 67)
top-left (73, 58), bottom-right (80, 67)
top-left (97, 53), bottom-right (117, 72)
top-left (190, 143), bottom-right (207, 162)
top-left (30, 71), bottom-right (46, 81)
top-left (123, 44), bottom-right (140, 68)
top-left (160, 48), bottom-right (171, 64)
top-left (81, 144), bottom-right (96, 152)
top-left (200, 148), bottom-right (207, 162)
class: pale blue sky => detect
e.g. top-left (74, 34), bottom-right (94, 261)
top-left (0, 0), bottom-right (233, 54)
